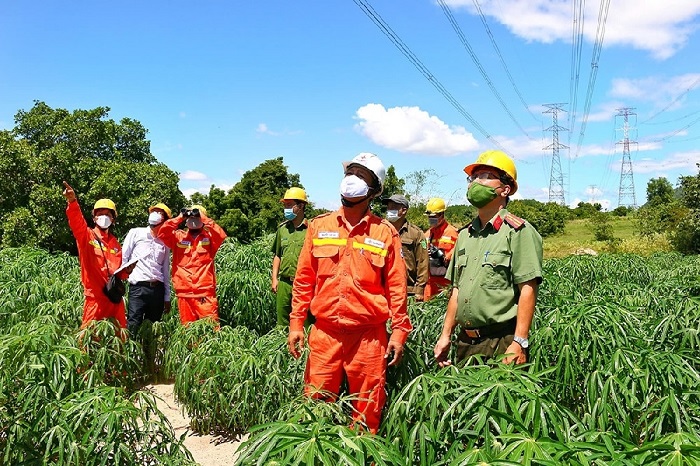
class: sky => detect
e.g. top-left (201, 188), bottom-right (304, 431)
top-left (1, 0), bottom-right (699, 212)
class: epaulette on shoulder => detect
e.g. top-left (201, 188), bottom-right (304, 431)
top-left (504, 213), bottom-right (526, 230)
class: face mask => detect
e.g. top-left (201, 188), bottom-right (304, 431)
top-left (283, 208), bottom-right (296, 221)
top-left (148, 212), bottom-right (164, 226)
top-left (386, 210), bottom-right (400, 222)
top-left (428, 217), bottom-right (439, 227)
top-left (467, 182), bottom-right (499, 208)
top-left (95, 215), bottom-right (112, 229)
top-left (186, 217), bottom-right (203, 230)
top-left (340, 175), bottom-right (370, 199)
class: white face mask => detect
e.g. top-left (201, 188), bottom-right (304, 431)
top-left (148, 212), bottom-right (164, 226)
top-left (386, 210), bottom-right (400, 222)
top-left (340, 175), bottom-right (370, 198)
top-left (95, 215), bottom-right (112, 229)
top-left (186, 217), bottom-right (203, 230)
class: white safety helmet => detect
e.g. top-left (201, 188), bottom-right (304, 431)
top-left (342, 152), bottom-right (386, 196)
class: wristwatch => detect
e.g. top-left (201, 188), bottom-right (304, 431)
top-left (513, 335), bottom-right (529, 349)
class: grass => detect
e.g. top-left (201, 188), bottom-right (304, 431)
top-left (543, 216), bottom-right (672, 259)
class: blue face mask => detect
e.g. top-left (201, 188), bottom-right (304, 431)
top-left (284, 208), bottom-right (296, 220)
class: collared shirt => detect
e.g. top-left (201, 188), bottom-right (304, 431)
top-left (271, 218), bottom-right (308, 280)
top-left (290, 209), bottom-right (412, 345)
top-left (395, 220), bottom-right (429, 296)
top-left (446, 208), bottom-right (543, 328)
top-left (122, 226), bottom-right (171, 301)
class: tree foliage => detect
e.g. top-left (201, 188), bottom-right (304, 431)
top-left (670, 164), bottom-right (700, 253)
top-left (0, 102), bottom-right (186, 252)
top-left (508, 199), bottom-right (569, 238)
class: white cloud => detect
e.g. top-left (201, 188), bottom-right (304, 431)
top-left (354, 103), bottom-right (479, 155)
top-left (633, 150), bottom-right (700, 173)
top-left (180, 170), bottom-right (208, 181)
top-left (610, 74), bottom-right (700, 105)
top-left (256, 123), bottom-right (302, 136)
top-left (446, 0), bottom-right (700, 59)
top-left (179, 112), bottom-right (186, 119)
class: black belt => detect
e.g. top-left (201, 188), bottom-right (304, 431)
top-left (462, 318), bottom-right (516, 339)
top-left (135, 280), bottom-right (163, 288)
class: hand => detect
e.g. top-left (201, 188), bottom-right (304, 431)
top-left (124, 262), bottom-right (138, 275)
top-left (62, 181), bottom-right (76, 203)
top-left (385, 340), bottom-right (404, 366)
top-left (271, 277), bottom-right (278, 293)
top-left (288, 330), bottom-right (305, 358)
top-left (502, 341), bottom-right (527, 365)
top-left (414, 294), bottom-right (424, 302)
top-left (434, 335), bottom-right (452, 367)
top-left (164, 301), bottom-right (171, 314)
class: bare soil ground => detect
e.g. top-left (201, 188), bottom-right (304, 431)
top-left (147, 383), bottom-right (247, 466)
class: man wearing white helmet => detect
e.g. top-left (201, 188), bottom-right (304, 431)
top-left (288, 152), bottom-right (412, 434)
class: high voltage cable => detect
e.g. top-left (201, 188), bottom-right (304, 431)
top-left (436, 0), bottom-right (530, 138)
top-left (351, 0), bottom-right (510, 154)
top-left (640, 75), bottom-right (700, 124)
top-left (574, 0), bottom-right (611, 159)
top-left (568, 0), bottom-right (586, 143)
top-left (643, 109), bottom-right (700, 126)
top-left (471, 0), bottom-right (538, 121)
top-left (649, 113), bottom-right (700, 142)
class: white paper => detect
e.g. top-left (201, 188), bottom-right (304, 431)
top-left (114, 252), bottom-right (147, 274)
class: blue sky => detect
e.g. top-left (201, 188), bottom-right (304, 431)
top-left (2, 0), bottom-right (699, 211)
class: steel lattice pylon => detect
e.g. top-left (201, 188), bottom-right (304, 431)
top-left (543, 103), bottom-right (568, 205)
top-left (616, 108), bottom-right (638, 208)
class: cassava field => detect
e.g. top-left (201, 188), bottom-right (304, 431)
top-left (1, 239), bottom-right (699, 465)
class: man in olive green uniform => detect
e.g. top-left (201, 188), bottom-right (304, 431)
top-left (382, 194), bottom-right (429, 301)
top-left (272, 187), bottom-right (309, 326)
top-left (434, 150), bottom-right (542, 365)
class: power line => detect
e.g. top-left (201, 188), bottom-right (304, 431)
top-left (640, 75), bottom-right (700, 124)
top-left (574, 0), bottom-right (612, 159)
top-left (352, 0), bottom-right (509, 154)
top-left (436, 0), bottom-right (531, 138)
top-left (649, 113), bottom-right (700, 143)
top-left (471, 0), bottom-right (538, 121)
top-left (568, 0), bottom-right (586, 144)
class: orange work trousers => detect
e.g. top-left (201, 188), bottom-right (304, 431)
top-left (178, 296), bottom-right (219, 325)
top-left (81, 295), bottom-right (127, 329)
top-left (304, 323), bottom-right (388, 434)
top-left (424, 276), bottom-right (451, 300)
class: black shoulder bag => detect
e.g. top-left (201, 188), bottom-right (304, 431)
top-left (93, 232), bottom-right (126, 303)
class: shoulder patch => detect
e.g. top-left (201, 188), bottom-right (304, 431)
top-left (504, 213), bottom-right (526, 230)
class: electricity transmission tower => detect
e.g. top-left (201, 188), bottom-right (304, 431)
top-left (616, 108), bottom-right (638, 208)
top-left (543, 103), bottom-right (568, 205)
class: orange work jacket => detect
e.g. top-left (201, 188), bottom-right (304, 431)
top-left (157, 217), bottom-right (227, 297)
top-left (66, 200), bottom-right (123, 297)
top-left (425, 221), bottom-right (459, 264)
top-left (290, 209), bottom-right (412, 345)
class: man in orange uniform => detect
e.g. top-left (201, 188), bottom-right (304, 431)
top-left (157, 205), bottom-right (227, 324)
top-left (288, 153), bottom-right (412, 434)
top-left (424, 197), bottom-right (459, 300)
top-left (63, 181), bottom-right (132, 329)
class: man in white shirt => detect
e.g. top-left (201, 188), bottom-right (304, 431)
top-left (122, 203), bottom-right (172, 337)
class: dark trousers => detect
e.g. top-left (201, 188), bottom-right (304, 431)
top-left (127, 281), bottom-right (165, 336)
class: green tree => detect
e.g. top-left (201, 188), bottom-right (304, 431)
top-left (371, 165), bottom-right (404, 217)
top-left (670, 164), bottom-right (700, 253)
top-left (572, 201), bottom-right (602, 219)
top-left (645, 177), bottom-right (675, 207)
top-left (508, 199), bottom-right (569, 237)
top-left (0, 102), bottom-right (186, 252)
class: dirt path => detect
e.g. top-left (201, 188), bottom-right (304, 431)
top-left (147, 383), bottom-right (247, 466)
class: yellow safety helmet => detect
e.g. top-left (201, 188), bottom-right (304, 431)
top-left (189, 204), bottom-right (207, 216)
top-left (281, 187), bottom-right (308, 203)
top-left (463, 150), bottom-right (518, 194)
top-left (149, 202), bottom-right (172, 219)
top-left (93, 199), bottom-right (117, 217)
top-left (425, 197), bottom-right (447, 215)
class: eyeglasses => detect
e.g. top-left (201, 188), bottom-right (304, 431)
top-left (467, 171), bottom-right (500, 183)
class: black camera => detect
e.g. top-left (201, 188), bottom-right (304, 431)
top-left (428, 244), bottom-right (444, 260)
top-left (181, 208), bottom-right (200, 218)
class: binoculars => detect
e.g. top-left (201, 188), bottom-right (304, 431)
top-left (181, 208), bottom-right (201, 218)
